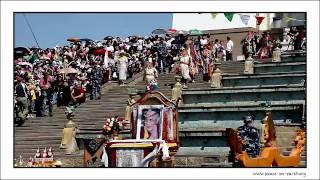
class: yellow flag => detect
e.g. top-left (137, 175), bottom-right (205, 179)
top-left (211, 13), bottom-right (218, 19)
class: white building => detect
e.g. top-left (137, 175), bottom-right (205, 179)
top-left (172, 13), bottom-right (305, 32)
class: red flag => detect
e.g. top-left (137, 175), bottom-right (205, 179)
top-left (256, 16), bottom-right (265, 25)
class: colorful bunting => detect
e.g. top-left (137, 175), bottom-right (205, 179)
top-left (273, 17), bottom-right (281, 21)
top-left (239, 14), bottom-right (251, 25)
top-left (286, 17), bottom-right (295, 22)
top-left (211, 13), bottom-right (218, 19)
top-left (287, 17), bottom-right (306, 22)
top-left (256, 16), bottom-right (265, 25)
top-left (224, 13), bottom-right (235, 22)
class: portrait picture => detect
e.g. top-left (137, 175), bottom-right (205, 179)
top-left (136, 105), bottom-right (164, 140)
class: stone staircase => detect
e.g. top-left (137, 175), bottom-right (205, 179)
top-left (175, 56), bottom-right (306, 167)
top-left (14, 55), bottom-right (306, 167)
top-left (14, 73), bottom-right (145, 166)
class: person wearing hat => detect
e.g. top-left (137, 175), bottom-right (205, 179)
top-left (179, 46), bottom-right (192, 89)
top-left (117, 50), bottom-right (128, 86)
top-left (15, 76), bottom-right (29, 122)
top-left (143, 61), bottom-right (158, 87)
top-left (142, 109), bottom-right (161, 140)
top-left (237, 115), bottom-right (260, 158)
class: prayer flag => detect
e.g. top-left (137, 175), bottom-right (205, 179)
top-left (256, 16), bottom-right (265, 25)
top-left (240, 14), bottom-right (251, 25)
top-left (224, 13), bottom-right (235, 22)
top-left (211, 13), bottom-right (218, 19)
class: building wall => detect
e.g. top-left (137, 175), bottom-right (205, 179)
top-left (204, 28), bottom-right (257, 61)
top-left (172, 13), bottom-right (257, 31)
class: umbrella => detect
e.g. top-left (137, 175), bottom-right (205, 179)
top-left (80, 38), bottom-right (93, 42)
top-left (152, 28), bottom-right (167, 35)
top-left (17, 62), bottom-right (33, 67)
top-left (175, 30), bottom-right (188, 35)
top-left (67, 37), bottom-right (80, 42)
top-left (59, 67), bottom-right (79, 74)
top-left (167, 29), bottom-right (177, 34)
top-left (93, 48), bottom-right (106, 56)
top-left (104, 36), bottom-right (114, 40)
top-left (189, 29), bottom-right (203, 35)
top-left (14, 47), bottom-right (30, 55)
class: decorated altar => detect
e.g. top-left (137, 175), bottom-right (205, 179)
top-left (76, 91), bottom-right (179, 167)
top-left (102, 91), bottom-right (179, 167)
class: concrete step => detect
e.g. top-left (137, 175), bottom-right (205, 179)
top-left (254, 62), bottom-right (306, 74)
top-left (222, 73), bottom-right (306, 87)
top-left (182, 87), bottom-right (305, 105)
top-left (178, 104), bottom-right (303, 129)
top-left (201, 162), bottom-right (233, 167)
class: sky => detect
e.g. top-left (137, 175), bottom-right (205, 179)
top-left (15, 13), bottom-right (173, 48)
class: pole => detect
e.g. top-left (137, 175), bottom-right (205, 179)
top-left (23, 14), bottom-right (41, 49)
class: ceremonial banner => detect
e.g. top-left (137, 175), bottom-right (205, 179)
top-left (256, 16), bottom-right (265, 25)
top-left (239, 14), bottom-right (251, 25)
top-left (211, 13), bottom-right (218, 19)
top-left (224, 13), bottom-right (235, 22)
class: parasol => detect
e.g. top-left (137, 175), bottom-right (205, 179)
top-left (67, 37), bottom-right (81, 42)
top-left (167, 29), bottom-right (177, 34)
top-left (59, 67), bottom-right (79, 75)
top-left (17, 62), bottom-right (33, 67)
top-left (189, 29), bottom-right (203, 36)
top-left (175, 30), bottom-right (189, 35)
top-left (152, 28), bottom-right (167, 35)
top-left (80, 38), bottom-right (93, 42)
top-left (14, 47), bottom-right (30, 55)
top-left (104, 36), bottom-right (114, 41)
top-left (93, 48), bottom-right (106, 56)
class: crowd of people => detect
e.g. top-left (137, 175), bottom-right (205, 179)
top-left (241, 26), bottom-right (306, 59)
top-left (14, 26), bottom-right (305, 125)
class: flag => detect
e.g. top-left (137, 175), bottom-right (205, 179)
top-left (224, 13), bottom-right (234, 22)
top-left (286, 17), bottom-right (295, 21)
top-left (211, 13), bottom-right (218, 19)
top-left (272, 17), bottom-right (283, 29)
top-left (239, 14), bottom-right (251, 25)
top-left (256, 16), bottom-right (265, 25)
top-left (272, 17), bottom-right (281, 21)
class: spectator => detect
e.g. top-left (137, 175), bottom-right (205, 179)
top-left (70, 81), bottom-right (86, 107)
top-left (226, 36), bottom-right (234, 61)
top-left (117, 50), bottom-right (128, 86)
top-left (15, 76), bottom-right (29, 121)
top-left (39, 71), bottom-right (54, 117)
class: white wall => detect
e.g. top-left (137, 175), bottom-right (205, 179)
top-left (172, 13), bottom-right (257, 31)
top-left (258, 13), bottom-right (276, 31)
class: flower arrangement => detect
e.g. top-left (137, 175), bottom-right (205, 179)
top-left (102, 116), bottom-right (123, 135)
top-left (146, 79), bottom-right (158, 91)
